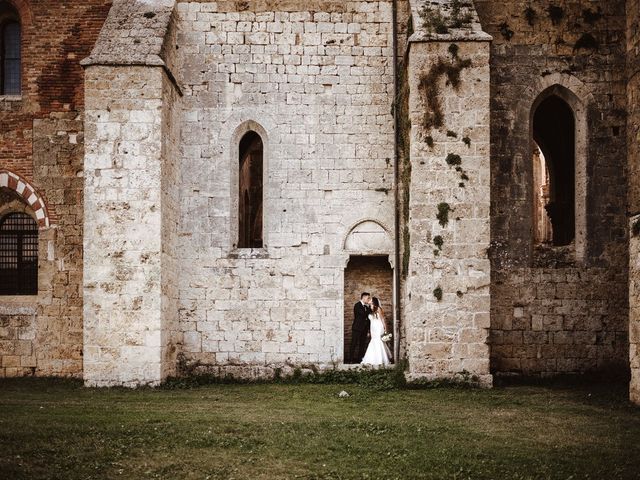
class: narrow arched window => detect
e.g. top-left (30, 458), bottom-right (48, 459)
top-left (532, 95), bottom-right (575, 247)
top-left (0, 3), bottom-right (20, 96)
top-left (238, 131), bottom-right (263, 248)
top-left (0, 212), bottom-right (38, 295)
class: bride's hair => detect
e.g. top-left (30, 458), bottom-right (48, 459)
top-left (371, 297), bottom-right (381, 314)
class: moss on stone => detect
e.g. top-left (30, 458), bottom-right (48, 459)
top-left (446, 153), bottom-right (462, 166)
top-left (433, 286), bottom-right (443, 301)
top-left (437, 203), bottom-right (451, 227)
top-left (418, 54), bottom-right (471, 132)
top-left (524, 7), bottom-right (537, 26)
top-left (547, 5), bottom-right (564, 25)
top-left (499, 22), bottom-right (514, 41)
top-left (574, 33), bottom-right (599, 52)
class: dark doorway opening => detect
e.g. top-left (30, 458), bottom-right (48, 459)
top-left (343, 256), bottom-right (393, 364)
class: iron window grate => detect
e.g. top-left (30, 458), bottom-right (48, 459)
top-left (0, 212), bottom-right (37, 295)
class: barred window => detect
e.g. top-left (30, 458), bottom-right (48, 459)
top-left (0, 212), bottom-right (37, 295)
top-left (1, 19), bottom-right (20, 95)
top-left (238, 131), bottom-right (263, 248)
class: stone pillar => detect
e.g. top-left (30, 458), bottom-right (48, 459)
top-left (403, 1), bottom-right (492, 385)
top-left (82, 65), bottom-right (177, 386)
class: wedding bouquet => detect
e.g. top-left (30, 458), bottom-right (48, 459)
top-left (381, 333), bottom-right (392, 343)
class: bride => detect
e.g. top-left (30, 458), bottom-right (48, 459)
top-left (361, 297), bottom-right (392, 367)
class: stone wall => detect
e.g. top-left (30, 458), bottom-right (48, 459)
top-left (175, 1), bottom-right (398, 375)
top-left (627, 0), bottom-right (640, 404)
top-left (474, 0), bottom-right (629, 377)
top-left (402, 0), bottom-right (493, 384)
top-left (83, 64), bottom-right (181, 387)
top-left (0, 1), bottom-right (111, 378)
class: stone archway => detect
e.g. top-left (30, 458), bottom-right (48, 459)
top-left (342, 220), bottom-right (394, 364)
top-left (343, 255), bottom-right (394, 364)
top-left (0, 170), bottom-right (50, 228)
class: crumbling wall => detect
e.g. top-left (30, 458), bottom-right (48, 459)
top-left (627, 0), bottom-right (640, 403)
top-left (474, 0), bottom-right (629, 377)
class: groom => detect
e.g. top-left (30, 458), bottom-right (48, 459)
top-left (350, 292), bottom-right (371, 363)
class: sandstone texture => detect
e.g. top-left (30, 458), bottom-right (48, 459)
top-left (1, 0), bottom-right (638, 402)
top-left (0, 1), bottom-right (111, 378)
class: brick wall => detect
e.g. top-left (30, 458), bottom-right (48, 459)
top-left (343, 256), bottom-right (393, 363)
top-left (0, 1), bottom-right (111, 378)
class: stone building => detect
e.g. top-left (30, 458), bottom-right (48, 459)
top-left (0, 0), bottom-right (639, 403)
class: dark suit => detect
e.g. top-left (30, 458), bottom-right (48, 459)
top-left (349, 301), bottom-right (371, 363)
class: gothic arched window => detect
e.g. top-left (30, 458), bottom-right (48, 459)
top-left (238, 131), bottom-right (263, 248)
top-left (0, 212), bottom-right (38, 295)
top-left (0, 3), bottom-right (20, 96)
top-left (532, 95), bottom-right (575, 247)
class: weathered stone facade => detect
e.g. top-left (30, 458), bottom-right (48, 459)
top-left (474, 0), bottom-right (630, 378)
top-left (402, 1), bottom-right (492, 384)
top-left (2, 0), bottom-right (640, 401)
top-left (627, 0), bottom-right (640, 404)
top-left (0, 0), bottom-right (111, 378)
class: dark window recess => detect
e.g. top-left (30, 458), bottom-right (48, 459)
top-left (0, 16), bottom-right (20, 95)
top-left (533, 95), bottom-right (576, 247)
top-left (238, 131), bottom-right (263, 248)
top-left (0, 212), bottom-right (38, 295)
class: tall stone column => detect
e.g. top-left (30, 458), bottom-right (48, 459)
top-left (402, 0), bottom-right (493, 385)
top-left (81, 0), bottom-right (179, 387)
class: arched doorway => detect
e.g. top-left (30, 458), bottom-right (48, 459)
top-left (343, 256), bottom-right (394, 364)
top-left (342, 220), bottom-right (395, 364)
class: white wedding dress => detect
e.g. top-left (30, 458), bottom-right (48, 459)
top-left (360, 312), bottom-right (392, 367)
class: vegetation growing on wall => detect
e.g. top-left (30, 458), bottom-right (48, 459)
top-left (524, 7), bottom-right (537, 26)
top-left (417, 46), bottom-right (471, 132)
top-left (445, 153), bottom-right (462, 167)
top-left (433, 286), bottom-right (443, 301)
top-left (418, 0), bottom-right (473, 35)
top-left (433, 234), bottom-right (444, 256)
top-left (547, 5), bottom-right (564, 25)
top-left (574, 33), bottom-right (599, 52)
top-left (499, 22), bottom-right (514, 41)
top-left (437, 203), bottom-right (451, 227)
top-left (582, 7), bottom-right (603, 25)
top-left (398, 55), bottom-right (412, 278)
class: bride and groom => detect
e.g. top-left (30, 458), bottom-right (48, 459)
top-left (350, 292), bottom-right (392, 367)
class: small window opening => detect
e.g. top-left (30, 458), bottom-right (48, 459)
top-left (238, 131), bottom-right (263, 248)
top-left (0, 3), bottom-right (21, 95)
top-left (532, 95), bottom-right (575, 247)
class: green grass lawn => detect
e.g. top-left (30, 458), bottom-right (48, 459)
top-left (0, 378), bottom-right (638, 480)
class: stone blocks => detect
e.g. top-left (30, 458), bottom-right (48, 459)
top-left (403, 37), bottom-right (492, 386)
top-left (83, 65), bottom-right (178, 386)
